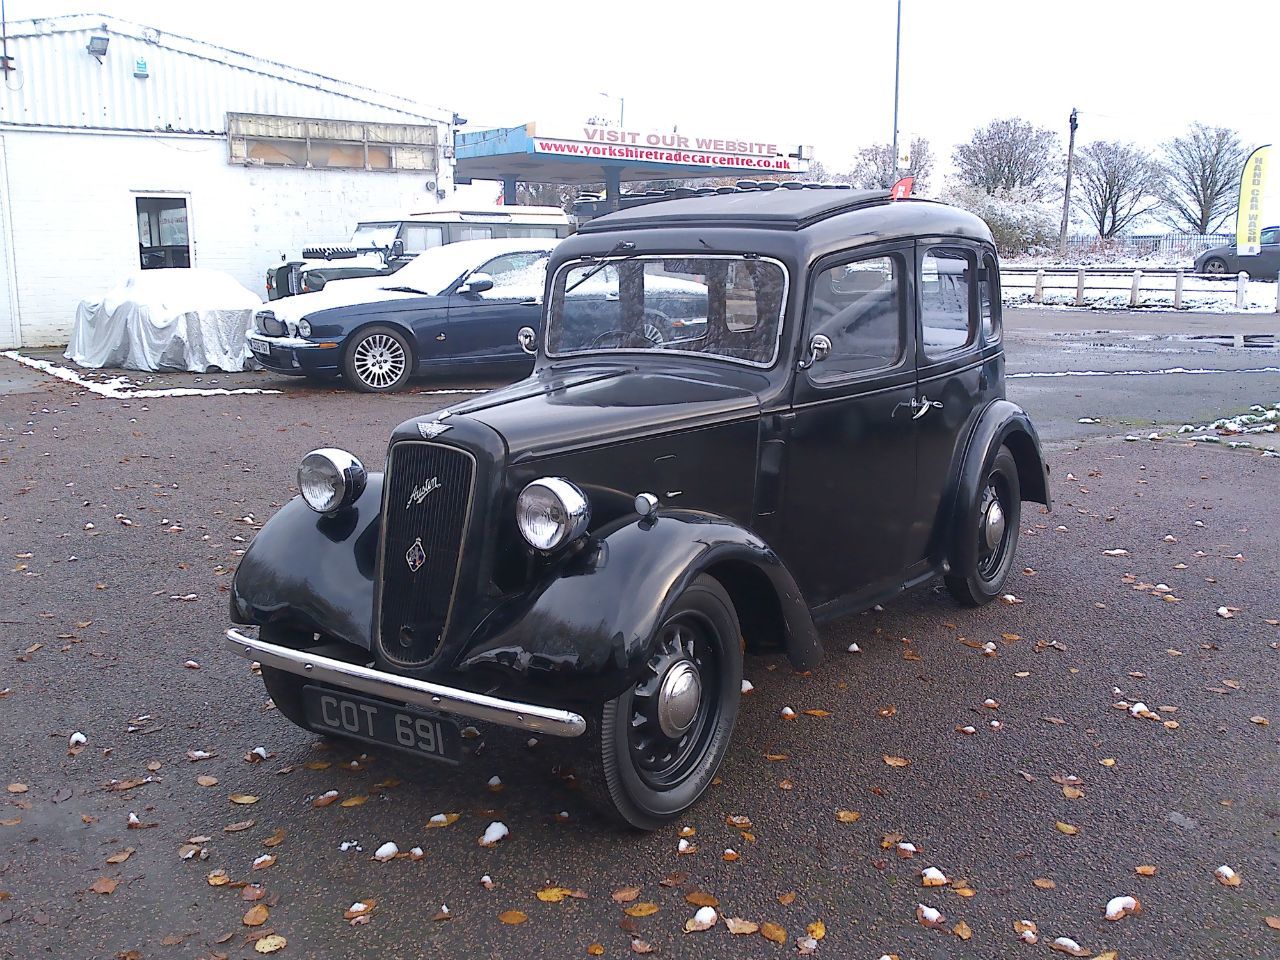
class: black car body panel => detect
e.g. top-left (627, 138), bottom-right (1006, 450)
top-left (230, 186), bottom-right (1050, 754)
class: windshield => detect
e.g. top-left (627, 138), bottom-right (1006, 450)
top-left (546, 256), bottom-right (787, 367)
top-left (350, 222), bottom-right (400, 250)
top-left (379, 243), bottom-right (498, 295)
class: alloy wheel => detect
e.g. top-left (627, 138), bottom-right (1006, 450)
top-left (352, 334), bottom-right (407, 389)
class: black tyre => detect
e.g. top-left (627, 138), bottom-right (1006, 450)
top-left (343, 325), bottom-right (413, 392)
top-left (945, 445), bottom-right (1021, 606)
top-left (582, 574), bottom-right (742, 830)
top-left (1202, 257), bottom-right (1228, 276)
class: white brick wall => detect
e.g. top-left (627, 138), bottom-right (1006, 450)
top-left (1, 128), bottom-right (451, 348)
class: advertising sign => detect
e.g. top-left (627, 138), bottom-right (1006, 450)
top-left (1237, 144), bottom-right (1272, 255)
top-left (529, 125), bottom-right (811, 174)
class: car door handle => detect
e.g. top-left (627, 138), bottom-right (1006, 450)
top-left (912, 396), bottom-right (943, 419)
top-left (436, 333), bottom-right (447, 341)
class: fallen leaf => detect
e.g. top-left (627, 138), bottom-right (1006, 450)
top-left (624, 903), bottom-right (660, 918)
top-left (725, 917), bottom-right (759, 935)
top-left (312, 791), bottom-right (339, 808)
top-left (1250, 716), bottom-right (1270, 726)
top-left (1215, 865), bottom-right (1242, 886)
top-left (498, 909), bottom-right (528, 925)
top-left (255, 934), bottom-right (287, 954)
top-left (807, 920), bottom-right (826, 940)
top-left (105, 848), bottom-right (134, 864)
top-left (90, 877), bottom-right (118, 895)
top-left (252, 854), bottom-right (276, 871)
top-left (537, 886), bottom-right (576, 903)
top-left (425, 812), bottom-right (461, 828)
top-left (685, 892), bottom-right (719, 908)
top-left (1264, 916), bottom-right (1280, 930)
top-left (242, 904), bottom-right (269, 927)
top-left (883, 755), bottom-right (910, 768)
top-left (725, 815), bottom-right (753, 830)
top-left (802, 709), bottom-right (832, 717)
top-left (1050, 936), bottom-right (1090, 956)
top-left (630, 939), bottom-right (655, 954)
top-left (207, 869), bottom-right (230, 886)
top-left (953, 919), bottom-right (972, 940)
top-left (1033, 878), bottom-right (1056, 889)
top-left (1062, 786), bottom-right (1084, 800)
top-left (196, 775), bottom-right (219, 788)
top-left (608, 886), bottom-right (642, 904)
top-left (229, 794), bottom-right (259, 805)
top-left (836, 810), bottom-right (862, 823)
top-left (1135, 864), bottom-right (1157, 876)
top-left (777, 891), bottom-right (797, 905)
top-left (6, 784), bottom-right (29, 794)
top-left (760, 921), bottom-right (787, 943)
top-left (588, 945), bottom-right (605, 956)
top-left (224, 820), bottom-right (255, 833)
top-left (915, 904), bottom-right (946, 928)
top-left (343, 900), bottom-right (376, 919)
top-left (1055, 821), bottom-right (1079, 836)
top-left (339, 795), bottom-right (368, 808)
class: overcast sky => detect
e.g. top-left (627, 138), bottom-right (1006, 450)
top-left (10, 0), bottom-right (1279, 185)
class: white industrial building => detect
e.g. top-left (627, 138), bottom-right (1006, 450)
top-left (0, 14), bottom-right (456, 348)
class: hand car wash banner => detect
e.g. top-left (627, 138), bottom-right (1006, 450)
top-left (1236, 144), bottom-right (1272, 255)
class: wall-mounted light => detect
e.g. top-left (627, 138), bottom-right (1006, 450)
top-left (86, 35), bottom-right (110, 61)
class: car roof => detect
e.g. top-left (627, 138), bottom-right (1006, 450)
top-left (577, 187), bottom-right (896, 232)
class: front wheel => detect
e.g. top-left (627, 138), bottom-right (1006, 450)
top-left (1201, 257), bottom-right (1228, 276)
top-left (582, 574), bottom-right (742, 830)
top-left (344, 325), bottom-right (413, 392)
top-left (945, 445), bottom-right (1021, 606)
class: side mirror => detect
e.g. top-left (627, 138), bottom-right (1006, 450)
top-left (459, 273), bottom-right (494, 295)
top-left (517, 325), bottom-right (538, 355)
top-left (798, 333), bottom-right (832, 370)
top-left (389, 239), bottom-right (405, 259)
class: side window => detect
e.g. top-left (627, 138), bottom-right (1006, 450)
top-left (456, 225), bottom-right (494, 241)
top-left (806, 254), bottom-right (904, 382)
top-left (920, 247), bottom-right (976, 359)
top-left (979, 253), bottom-right (1001, 342)
top-left (474, 252), bottom-right (549, 300)
top-left (1261, 226), bottom-right (1279, 245)
top-left (400, 224), bottom-right (443, 254)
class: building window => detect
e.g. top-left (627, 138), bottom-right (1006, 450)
top-left (227, 113), bottom-right (438, 172)
top-left (136, 197), bottom-right (191, 269)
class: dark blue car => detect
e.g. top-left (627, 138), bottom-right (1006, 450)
top-left (247, 239), bottom-right (559, 392)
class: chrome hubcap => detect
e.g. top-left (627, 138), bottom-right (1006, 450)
top-left (982, 498), bottom-right (1006, 552)
top-left (353, 334), bottom-right (406, 389)
top-left (656, 661), bottom-right (701, 739)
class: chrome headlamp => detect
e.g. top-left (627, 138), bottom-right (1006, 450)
top-left (297, 448), bottom-right (367, 513)
top-left (516, 477), bottom-right (590, 552)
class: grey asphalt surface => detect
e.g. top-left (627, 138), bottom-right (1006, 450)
top-left (1, 308), bottom-right (1278, 960)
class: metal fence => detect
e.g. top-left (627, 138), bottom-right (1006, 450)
top-left (1063, 233), bottom-right (1231, 257)
top-left (1003, 266), bottom-right (1280, 312)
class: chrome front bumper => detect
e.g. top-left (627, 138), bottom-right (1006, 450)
top-left (225, 628), bottom-right (587, 738)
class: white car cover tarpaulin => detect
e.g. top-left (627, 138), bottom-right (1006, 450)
top-left (66, 269), bottom-right (264, 372)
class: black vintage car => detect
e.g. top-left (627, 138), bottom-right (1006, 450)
top-left (225, 186), bottom-right (1051, 829)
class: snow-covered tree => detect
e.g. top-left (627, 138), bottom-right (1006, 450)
top-left (945, 185), bottom-right (1056, 257)
top-left (1158, 123), bottom-right (1250, 234)
top-left (952, 118), bottom-right (1061, 201)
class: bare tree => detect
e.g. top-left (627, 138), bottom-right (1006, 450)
top-left (1073, 141), bottom-right (1162, 238)
top-left (848, 137), bottom-right (932, 192)
top-left (1158, 123), bottom-right (1249, 234)
top-left (515, 182), bottom-right (584, 210)
top-left (952, 118), bottom-right (1060, 201)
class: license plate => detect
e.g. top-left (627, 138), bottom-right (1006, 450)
top-left (248, 338), bottom-right (270, 357)
top-left (302, 686), bottom-right (461, 764)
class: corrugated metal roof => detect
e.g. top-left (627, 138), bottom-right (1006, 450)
top-left (0, 15), bottom-right (452, 133)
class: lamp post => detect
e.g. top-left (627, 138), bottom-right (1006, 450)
top-left (598, 92), bottom-right (625, 128)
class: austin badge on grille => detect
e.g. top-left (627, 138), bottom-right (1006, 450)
top-left (405, 537), bottom-right (427, 573)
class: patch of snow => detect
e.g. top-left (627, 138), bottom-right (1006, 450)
top-left (921, 867), bottom-right (948, 885)
top-left (69, 731), bottom-right (87, 747)
top-left (1105, 895), bottom-right (1138, 920)
top-left (1215, 864), bottom-right (1237, 881)
top-left (3, 351), bottom-right (281, 399)
top-left (847, 642), bottom-right (861, 653)
top-left (740, 679), bottom-right (754, 694)
top-left (373, 841), bottom-right (399, 862)
top-left (480, 821), bottom-right (509, 846)
top-left (780, 706), bottom-right (796, 719)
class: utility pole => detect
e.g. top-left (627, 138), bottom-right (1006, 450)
top-left (890, 0), bottom-right (903, 183)
top-left (1058, 107), bottom-right (1079, 257)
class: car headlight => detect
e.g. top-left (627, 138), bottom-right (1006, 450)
top-left (297, 319), bottom-right (312, 338)
top-left (297, 448), bottom-right (366, 513)
top-left (516, 478), bottom-right (590, 551)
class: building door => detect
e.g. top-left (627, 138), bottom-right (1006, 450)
top-left (135, 196), bottom-right (192, 269)
top-left (0, 136), bottom-right (16, 349)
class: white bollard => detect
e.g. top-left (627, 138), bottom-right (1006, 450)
top-left (1130, 269), bottom-right (1143, 308)
top-left (1235, 272), bottom-right (1248, 310)
top-left (1075, 267), bottom-right (1086, 306)
top-left (1033, 269), bottom-right (1045, 304)
top-left (1275, 271), bottom-right (1280, 313)
top-left (1174, 269), bottom-right (1184, 310)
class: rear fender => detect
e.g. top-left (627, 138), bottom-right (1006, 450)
top-left (230, 476), bottom-right (383, 651)
top-left (456, 510), bottom-right (821, 702)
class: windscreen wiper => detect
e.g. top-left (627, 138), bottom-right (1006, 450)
top-left (564, 241), bottom-right (638, 294)
top-left (380, 285), bottom-right (434, 296)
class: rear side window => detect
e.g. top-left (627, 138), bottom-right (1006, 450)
top-left (806, 254), bottom-right (905, 381)
top-left (401, 223), bottom-right (443, 254)
top-left (920, 247), bottom-right (976, 359)
top-left (456, 226), bottom-right (494, 241)
top-left (979, 253), bottom-right (1001, 341)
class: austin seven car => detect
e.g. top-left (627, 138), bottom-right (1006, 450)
top-left (225, 184), bottom-right (1051, 829)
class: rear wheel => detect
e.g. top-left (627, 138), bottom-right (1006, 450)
top-left (344, 325), bottom-right (413, 392)
top-left (945, 445), bottom-right (1021, 606)
top-left (1202, 257), bottom-right (1228, 276)
top-left (581, 574), bottom-right (742, 830)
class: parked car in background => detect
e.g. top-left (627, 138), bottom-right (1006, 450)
top-left (226, 185), bottom-right (1052, 829)
top-left (1194, 225), bottom-right (1280, 277)
top-left (266, 206), bottom-right (572, 299)
top-left (250, 239), bottom-right (558, 391)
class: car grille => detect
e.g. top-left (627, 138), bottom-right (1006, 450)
top-left (376, 441), bottom-right (476, 667)
top-left (256, 311), bottom-right (286, 337)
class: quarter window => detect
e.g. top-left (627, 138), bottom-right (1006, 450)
top-left (806, 254), bottom-right (904, 381)
top-left (456, 226), bottom-right (494, 241)
top-left (401, 224), bottom-right (444, 254)
top-left (979, 253), bottom-right (1001, 341)
top-left (920, 247), bottom-right (976, 358)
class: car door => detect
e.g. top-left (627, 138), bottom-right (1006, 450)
top-left (904, 242), bottom-right (992, 572)
top-left (776, 244), bottom-right (917, 611)
top-left (444, 251), bottom-right (549, 362)
top-left (1256, 226), bottom-right (1280, 278)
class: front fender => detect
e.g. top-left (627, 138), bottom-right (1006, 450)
top-left (230, 475), bottom-right (383, 650)
top-left (455, 510), bottom-right (821, 703)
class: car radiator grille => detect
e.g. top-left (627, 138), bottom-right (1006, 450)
top-left (376, 441), bottom-right (476, 667)
top-left (257, 311), bottom-right (286, 337)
